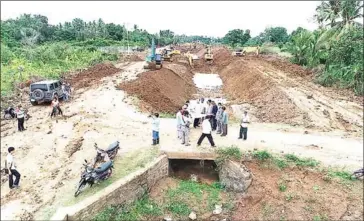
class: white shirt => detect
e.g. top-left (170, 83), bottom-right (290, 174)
top-left (241, 114), bottom-right (250, 128)
top-left (6, 153), bottom-right (16, 170)
top-left (176, 111), bottom-right (182, 126)
top-left (202, 119), bottom-right (212, 134)
top-left (152, 117), bottom-right (160, 132)
top-left (16, 109), bottom-right (25, 119)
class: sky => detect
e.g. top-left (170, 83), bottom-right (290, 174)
top-left (1, 1), bottom-right (320, 37)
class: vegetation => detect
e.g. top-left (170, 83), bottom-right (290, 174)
top-left (94, 179), bottom-right (232, 221)
top-left (221, 1), bottom-right (363, 95)
top-left (0, 14), bottom-right (220, 95)
top-left (215, 146), bottom-right (242, 167)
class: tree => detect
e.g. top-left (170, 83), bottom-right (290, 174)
top-left (223, 29), bottom-right (251, 47)
top-left (263, 27), bottom-right (289, 43)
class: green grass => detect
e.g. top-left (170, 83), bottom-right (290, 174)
top-left (1, 42), bottom-right (119, 96)
top-left (95, 179), bottom-right (231, 221)
top-left (260, 44), bottom-right (292, 58)
top-left (252, 150), bottom-right (272, 161)
top-left (327, 169), bottom-right (353, 181)
top-left (284, 154), bottom-right (319, 167)
top-left (63, 147), bottom-right (159, 206)
top-left (215, 146), bottom-right (242, 166)
top-left (278, 182), bottom-right (287, 192)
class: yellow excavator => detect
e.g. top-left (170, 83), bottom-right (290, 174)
top-left (204, 45), bottom-right (213, 64)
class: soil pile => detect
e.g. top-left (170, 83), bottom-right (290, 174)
top-left (219, 59), bottom-right (302, 124)
top-left (261, 55), bottom-right (312, 77)
top-left (118, 53), bottom-right (144, 63)
top-left (66, 63), bottom-right (120, 90)
top-left (118, 67), bottom-right (196, 113)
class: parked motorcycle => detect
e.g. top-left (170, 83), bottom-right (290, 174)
top-left (93, 141), bottom-right (120, 167)
top-left (74, 159), bottom-right (114, 197)
top-left (351, 168), bottom-right (364, 179)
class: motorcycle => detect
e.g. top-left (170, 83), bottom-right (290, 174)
top-left (93, 141), bottom-right (120, 167)
top-left (351, 168), bottom-right (364, 179)
top-left (74, 159), bottom-right (114, 197)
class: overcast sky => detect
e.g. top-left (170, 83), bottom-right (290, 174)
top-left (1, 1), bottom-right (320, 37)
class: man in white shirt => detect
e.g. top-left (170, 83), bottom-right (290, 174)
top-left (239, 111), bottom-right (250, 140)
top-left (197, 115), bottom-right (216, 147)
top-left (6, 147), bottom-right (21, 189)
top-left (150, 113), bottom-right (160, 145)
top-left (181, 111), bottom-right (192, 146)
top-left (176, 107), bottom-right (183, 139)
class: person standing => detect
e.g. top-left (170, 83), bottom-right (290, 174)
top-left (15, 105), bottom-right (25, 132)
top-left (221, 106), bottom-right (229, 136)
top-left (216, 103), bottom-right (223, 134)
top-left (239, 111), bottom-right (250, 140)
top-left (181, 111), bottom-right (192, 146)
top-left (62, 83), bottom-right (68, 102)
top-left (211, 101), bottom-right (218, 131)
top-left (193, 100), bottom-right (202, 128)
top-left (176, 107), bottom-right (183, 139)
top-left (197, 115), bottom-right (216, 147)
top-left (50, 97), bottom-right (63, 118)
top-left (149, 113), bottom-right (160, 145)
top-left (66, 83), bottom-right (72, 100)
top-left (6, 147), bottom-right (21, 189)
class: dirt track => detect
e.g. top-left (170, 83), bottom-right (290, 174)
top-left (0, 45), bottom-right (363, 220)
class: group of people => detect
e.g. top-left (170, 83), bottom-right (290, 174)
top-left (174, 98), bottom-right (231, 147)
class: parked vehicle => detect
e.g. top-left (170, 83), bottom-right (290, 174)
top-left (351, 168), bottom-right (364, 179)
top-left (29, 80), bottom-right (64, 105)
top-left (93, 141), bottom-right (120, 167)
top-left (74, 160), bottom-right (113, 197)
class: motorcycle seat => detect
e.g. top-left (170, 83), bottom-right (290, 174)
top-left (106, 141), bottom-right (119, 152)
top-left (95, 161), bottom-right (113, 173)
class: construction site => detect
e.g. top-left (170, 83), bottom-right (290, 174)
top-left (1, 42), bottom-right (363, 221)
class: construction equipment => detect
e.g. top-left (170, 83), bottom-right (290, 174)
top-left (232, 49), bottom-right (245, 57)
top-left (204, 45), bottom-right (213, 64)
top-left (162, 49), bottom-right (172, 61)
top-left (144, 38), bottom-right (162, 70)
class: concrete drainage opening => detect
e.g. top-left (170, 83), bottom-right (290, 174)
top-left (169, 159), bottom-right (219, 185)
top-left (52, 155), bottom-right (253, 221)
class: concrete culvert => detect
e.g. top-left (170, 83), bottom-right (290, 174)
top-left (169, 159), bottom-right (219, 185)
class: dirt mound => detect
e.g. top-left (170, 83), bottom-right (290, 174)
top-left (66, 63), bottom-right (120, 90)
top-left (118, 53), bottom-right (144, 63)
top-left (219, 59), bottom-right (302, 124)
top-left (261, 55), bottom-right (312, 77)
top-left (118, 67), bottom-right (196, 113)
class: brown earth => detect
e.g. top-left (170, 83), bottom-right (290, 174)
top-left (232, 161), bottom-right (363, 221)
top-left (118, 67), bottom-right (196, 113)
top-left (64, 62), bottom-right (121, 90)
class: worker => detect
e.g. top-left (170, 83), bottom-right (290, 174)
top-left (176, 107), bottom-right (183, 139)
top-left (239, 111), bottom-right (250, 140)
top-left (220, 106), bottom-right (228, 136)
top-left (181, 111), bottom-right (192, 146)
top-left (216, 103), bottom-right (223, 134)
top-left (197, 115), bottom-right (216, 147)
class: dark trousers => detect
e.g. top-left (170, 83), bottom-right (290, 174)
top-left (51, 106), bottom-right (63, 117)
top-left (209, 117), bottom-right (217, 131)
top-left (9, 169), bottom-right (21, 188)
top-left (239, 127), bottom-right (248, 140)
top-left (193, 118), bottom-right (200, 128)
top-left (221, 124), bottom-right (228, 136)
top-left (17, 117), bottom-right (25, 131)
top-left (197, 133), bottom-right (215, 146)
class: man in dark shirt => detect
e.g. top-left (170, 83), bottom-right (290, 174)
top-left (211, 101), bottom-right (218, 131)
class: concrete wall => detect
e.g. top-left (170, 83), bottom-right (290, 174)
top-left (51, 155), bottom-right (169, 221)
